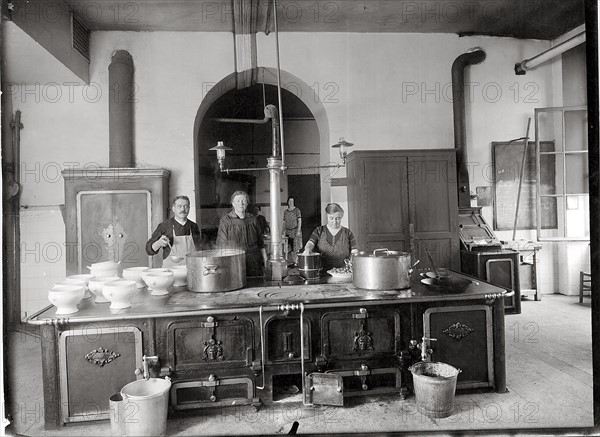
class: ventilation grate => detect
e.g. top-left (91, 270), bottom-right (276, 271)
top-left (71, 12), bottom-right (90, 61)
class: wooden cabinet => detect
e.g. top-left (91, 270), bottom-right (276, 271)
top-left (62, 168), bottom-right (170, 274)
top-left (347, 150), bottom-right (460, 270)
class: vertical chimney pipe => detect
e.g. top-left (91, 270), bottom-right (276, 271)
top-left (109, 50), bottom-right (134, 168)
top-left (452, 48), bottom-right (486, 208)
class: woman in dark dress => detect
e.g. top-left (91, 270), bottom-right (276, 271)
top-left (302, 203), bottom-right (358, 271)
top-left (217, 191), bottom-right (267, 277)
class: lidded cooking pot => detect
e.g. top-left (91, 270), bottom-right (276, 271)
top-left (187, 249), bottom-right (246, 292)
top-left (352, 248), bottom-right (413, 290)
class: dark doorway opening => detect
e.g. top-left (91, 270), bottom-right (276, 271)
top-left (288, 174), bottom-right (322, 246)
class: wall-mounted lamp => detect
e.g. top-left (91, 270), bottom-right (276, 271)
top-left (332, 138), bottom-right (354, 165)
top-left (209, 141), bottom-right (233, 171)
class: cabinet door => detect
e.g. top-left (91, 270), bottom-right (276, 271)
top-left (113, 192), bottom-right (151, 269)
top-left (423, 305), bottom-right (494, 389)
top-left (78, 191), bottom-right (150, 271)
top-left (59, 326), bottom-right (142, 423)
top-left (408, 155), bottom-right (460, 270)
top-left (363, 159), bottom-right (410, 251)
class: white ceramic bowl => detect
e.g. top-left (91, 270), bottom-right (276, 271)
top-left (48, 285), bottom-right (85, 315)
top-left (87, 261), bottom-right (120, 277)
top-left (122, 267), bottom-right (150, 288)
top-left (66, 274), bottom-right (95, 298)
top-left (146, 268), bottom-right (169, 274)
top-left (102, 280), bottom-right (138, 309)
top-left (168, 266), bottom-right (187, 287)
top-left (141, 271), bottom-right (174, 296)
top-left (56, 278), bottom-right (91, 299)
top-left (88, 276), bottom-right (120, 303)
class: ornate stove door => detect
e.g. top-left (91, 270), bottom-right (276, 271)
top-left (321, 307), bottom-right (401, 362)
top-left (78, 191), bottom-right (151, 271)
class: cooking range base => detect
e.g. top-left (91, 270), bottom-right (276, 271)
top-left (27, 270), bottom-right (507, 429)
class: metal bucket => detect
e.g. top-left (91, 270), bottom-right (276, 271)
top-left (120, 378), bottom-right (171, 436)
top-left (109, 393), bottom-right (125, 436)
top-left (409, 361), bottom-right (461, 418)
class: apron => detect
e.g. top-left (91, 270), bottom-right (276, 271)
top-left (162, 224), bottom-right (195, 268)
top-left (315, 226), bottom-right (350, 271)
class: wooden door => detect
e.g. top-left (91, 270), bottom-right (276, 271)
top-left (113, 192), bottom-right (150, 269)
top-left (79, 191), bottom-right (150, 271)
top-left (408, 154), bottom-right (460, 270)
top-left (362, 159), bottom-right (410, 252)
top-left (288, 174), bottom-right (321, 244)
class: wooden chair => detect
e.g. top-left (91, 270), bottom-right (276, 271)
top-left (580, 271), bottom-right (591, 303)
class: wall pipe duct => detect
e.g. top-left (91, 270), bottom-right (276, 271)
top-left (452, 48), bottom-right (486, 208)
top-left (108, 50), bottom-right (134, 167)
top-left (515, 31), bottom-right (586, 75)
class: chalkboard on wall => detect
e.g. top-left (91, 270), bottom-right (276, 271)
top-left (492, 141), bottom-right (558, 231)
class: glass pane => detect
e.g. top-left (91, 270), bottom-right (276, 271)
top-left (565, 153), bottom-right (589, 194)
top-left (537, 110), bottom-right (563, 151)
top-left (538, 197), bottom-right (563, 239)
top-left (565, 110), bottom-right (588, 151)
top-left (565, 195), bottom-right (590, 238)
top-left (539, 153), bottom-right (563, 195)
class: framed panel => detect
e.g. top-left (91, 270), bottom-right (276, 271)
top-left (59, 326), bottom-right (142, 423)
top-left (166, 317), bottom-right (255, 371)
top-left (265, 315), bottom-right (311, 363)
top-left (321, 308), bottom-right (401, 361)
top-left (171, 377), bottom-right (255, 410)
top-left (423, 305), bottom-right (493, 389)
top-left (77, 190), bottom-right (152, 273)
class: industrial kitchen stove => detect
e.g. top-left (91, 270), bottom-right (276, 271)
top-left (27, 272), bottom-right (507, 429)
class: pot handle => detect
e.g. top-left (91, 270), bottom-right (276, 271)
top-left (408, 259), bottom-right (420, 274)
top-left (372, 248), bottom-right (389, 257)
top-left (203, 265), bottom-right (221, 276)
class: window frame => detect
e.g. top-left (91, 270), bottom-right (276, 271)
top-left (535, 105), bottom-right (589, 241)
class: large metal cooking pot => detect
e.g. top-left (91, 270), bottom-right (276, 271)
top-left (297, 252), bottom-right (322, 280)
top-left (297, 252), bottom-right (321, 270)
top-left (186, 249), bottom-right (246, 292)
top-left (352, 248), bottom-right (413, 290)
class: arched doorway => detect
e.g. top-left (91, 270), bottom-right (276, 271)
top-left (193, 68), bottom-right (330, 246)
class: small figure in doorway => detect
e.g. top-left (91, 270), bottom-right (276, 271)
top-left (282, 196), bottom-right (302, 265)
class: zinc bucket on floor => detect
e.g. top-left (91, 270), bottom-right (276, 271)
top-left (120, 377), bottom-right (172, 437)
top-left (109, 393), bottom-right (126, 436)
top-left (409, 361), bottom-right (461, 418)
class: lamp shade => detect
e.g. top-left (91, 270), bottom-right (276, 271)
top-left (209, 141), bottom-right (233, 159)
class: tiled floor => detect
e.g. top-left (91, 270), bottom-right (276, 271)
top-left (4, 295), bottom-right (593, 436)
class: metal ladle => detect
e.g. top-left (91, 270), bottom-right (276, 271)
top-left (166, 239), bottom-right (184, 263)
top-left (425, 248), bottom-right (440, 278)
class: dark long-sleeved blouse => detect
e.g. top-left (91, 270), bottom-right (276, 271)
top-left (308, 226), bottom-right (357, 271)
top-left (216, 211), bottom-right (265, 276)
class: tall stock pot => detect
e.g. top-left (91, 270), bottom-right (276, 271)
top-left (352, 249), bottom-right (413, 290)
top-left (187, 249), bottom-right (246, 292)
